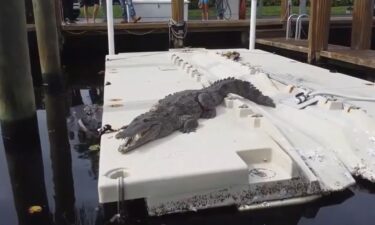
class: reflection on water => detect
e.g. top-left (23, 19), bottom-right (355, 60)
top-left (1, 74), bottom-right (375, 225)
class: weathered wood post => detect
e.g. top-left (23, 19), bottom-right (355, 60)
top-left (351, 0), bottom-right (374, 50)
top-left (0, 0), bottom-right (37, 123)
top-left (307, 0), bottom-right (331, 64)
top-left (25, 0), bottom-right (35, 24)
top-left (45, 93), bottom-right (76, 224)
top-left (280, 0), bottom-right (289, 24)
top-left (3, 128), bottom-right (52, 225)
top-left (1, 2), bottom-right (57, 224)
top-left (54, 0), bottom-right (64, 50)
top-left (171, 0), bottom-right (185, 48)
top-left (32, 0), bottom-right (64, 93)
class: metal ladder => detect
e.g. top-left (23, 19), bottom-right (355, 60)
top-left (286, 13), bottom-right (309, 40)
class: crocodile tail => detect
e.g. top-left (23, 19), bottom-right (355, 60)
top-left (212, 78), bottom-right (276, 107)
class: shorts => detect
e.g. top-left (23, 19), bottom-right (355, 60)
top-left (200, 0), bottom-right (209, 4)
top-left (81, 0), bottom-right (99, 5)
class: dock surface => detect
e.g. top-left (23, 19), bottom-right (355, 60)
top-left (99, 48), bottom-right (375, 216)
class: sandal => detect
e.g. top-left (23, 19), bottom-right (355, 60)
top-left (132, 17), bottom-right (141, 23)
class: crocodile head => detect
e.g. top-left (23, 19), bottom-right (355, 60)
top-left (115, 113), bottom-right (162, 153)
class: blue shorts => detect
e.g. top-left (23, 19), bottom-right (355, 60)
top-left (200, 0), bottom-right (209, 4)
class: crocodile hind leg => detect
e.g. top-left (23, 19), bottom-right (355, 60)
top-left (198, 93), bottom-right (217, 119)
top-left (179, 115), bottom-right (198, 133)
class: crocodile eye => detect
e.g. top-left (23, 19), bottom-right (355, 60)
top-left (143, 119), bottom-right (149, 122)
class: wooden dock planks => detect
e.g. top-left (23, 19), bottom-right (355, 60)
top-left (257, 37), bottom-right (375, 69)
top-left (320, 49), bottom-right (375, 69)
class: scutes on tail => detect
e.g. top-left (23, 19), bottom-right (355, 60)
top-left (116, 78), bottom-right (275, 153)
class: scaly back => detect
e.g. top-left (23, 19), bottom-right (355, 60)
top-left (206, 78), bottom-right (275, 107)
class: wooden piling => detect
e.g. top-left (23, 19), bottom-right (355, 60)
top-left (54, 0), bottom-right (64, 50)
top-left (45, 93), bottom-right (76, 224)
top-left (280, 0), bottom-right (289, 23)
top-left (2, 115), bottom-right (52, 225)
top-left (307, 0), bottom-right (331, 64)
top-left (25, 0), bottom-right (35, 24)
top-left (32, 0), bottom-right (64, 93)
top-left (172, 0), bottom-right (184, 23)
top-left (351, 0), bottom-right (374, 50)
top-left (171, 0), bottom-right (185, 48)
top-left (0, 1), bottom-right (36, 122)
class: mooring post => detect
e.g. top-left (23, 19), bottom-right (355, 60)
top-left (54, 0), bottom-right (64, 50)
top-left (0, 1), bottom-right (36, 123)
top-left (307, 0), bottom-right (331, 64)
top-left (280, 0), bottom-right (288, 24)
top-left (1, 1), bottom-right (49, 217)
top-left (32, 0), bottom-right (64, 93)
top-left (106, 0), bottom-right (115, 55)
top-left (351, 0), bottom-right (374, 50)
top-left (171, 0), bottom-right (185, 48)
top-left (45, 93), bottom-right (76, 224)
top-left (25, 0), bottom-right (35, 24)
top-left (2, 116), bottom-right (52, 225)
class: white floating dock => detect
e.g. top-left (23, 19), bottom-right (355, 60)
top-left (99, 48), bottom-right (375, 216)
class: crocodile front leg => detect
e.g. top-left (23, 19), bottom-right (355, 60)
top-left (198, 93), bottom-right (217, 119)
top-left (179, 115), bottom-right (198, 133)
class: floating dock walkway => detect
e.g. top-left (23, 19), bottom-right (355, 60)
top-left (98, 48), bottom-right (375, 216)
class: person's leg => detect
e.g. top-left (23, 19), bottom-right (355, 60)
top-left (101, 0), bottom-right (107, 22)
top-left (204, 3), bottom-right (209, 20)
top-left (119, 0), bottom-right (128, 22)
top-left (62, 0), bottom-right (69, 21)
top-left (93, 1), bottom-right (99, 23)
top-left (127, 0), bottom-right (141, 22)
top-left (67, 0), bottom-right (74, 21)
top-left (83, 5), bottom-right (89, 23)
top-left (200, 0), bottom-right (205, 20)
top-left (216, 0), bottom-right (224, 20)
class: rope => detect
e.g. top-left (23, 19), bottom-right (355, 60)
top-left (110, 176), bottom-right (126, 223)
top-left (168, 19), bottom-right (188, 46)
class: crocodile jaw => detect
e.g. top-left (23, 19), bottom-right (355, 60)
top-left (116, 124), bottom-right (161, 153)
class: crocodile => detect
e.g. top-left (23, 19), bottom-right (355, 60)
top-left (115, 78), bottom-right (275, 153)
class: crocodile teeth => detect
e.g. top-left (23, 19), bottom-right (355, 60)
top-left (124, 137), bottom-right (132, 147)
top-left (134, 133), bottom-right (141, 141)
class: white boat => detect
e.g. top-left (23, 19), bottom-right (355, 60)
top-left (131, 0), bottom-right (190, 22)
top-left (98, 48), bottom-right (375, 216)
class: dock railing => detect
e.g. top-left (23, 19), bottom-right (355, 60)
top-left (105, 0), bottom-right (260, 53)
top-left (106, 0), bottom-right (115, 55)
top-left (249, 0), bottom-right (257, 50)
top-left (286, 14), bottom-right (298, 39)
top-left (295, 14), bottom-right (309, 40)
